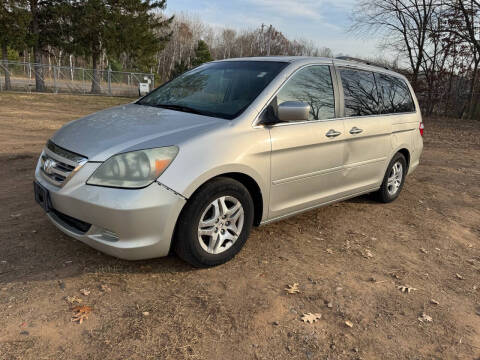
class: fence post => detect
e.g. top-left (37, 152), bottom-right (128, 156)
top-left (28, 63), bottom-right (31, 92)
top-left (82, 68), bottom-right (86, 94)
top-left (107, 66), bottom-right (112, 96)
top-left (53, 66), bottom-right (57, 93)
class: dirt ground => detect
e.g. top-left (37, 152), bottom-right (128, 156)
top-left (0, 92), bottom-right (479, 360)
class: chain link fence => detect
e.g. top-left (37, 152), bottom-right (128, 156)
top-left (0, 61), bottom-right (155, 97)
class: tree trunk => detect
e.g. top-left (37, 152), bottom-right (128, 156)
top-left (33, 49), bottom-right (45, 92)
top-left (1, 43), bottom-right (11, 90)
top-left (31, 0), bottom-right (45, 92)
top-left (91, 51), bottom-right (101, 94)
top-left (467, 56), bottom-right (480, 119)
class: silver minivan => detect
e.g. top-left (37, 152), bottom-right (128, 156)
top-left (34, 57), bottom-right (424, 267)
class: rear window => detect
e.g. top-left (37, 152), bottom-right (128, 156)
top-left (374, 73), bottom-right (415, 114)
top-left (339, 68), bottom-right (380, 117)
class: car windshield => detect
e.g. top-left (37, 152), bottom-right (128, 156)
top-left (137, 61), bottom-right (288, 119)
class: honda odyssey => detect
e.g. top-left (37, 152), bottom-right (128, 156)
top-left (34, 57), bottom-right (424, 267)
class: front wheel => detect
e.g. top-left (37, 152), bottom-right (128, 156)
top-left (174, 177), bottom-right (254, 267)
top-left (375, 153), bottom-right (407, 203)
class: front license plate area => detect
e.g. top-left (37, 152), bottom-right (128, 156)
top-left (34, 181), bottom-right (52, 212)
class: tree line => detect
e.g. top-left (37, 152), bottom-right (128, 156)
top-left (1, 0), bottom-right (479, 119)
top-left (1, 0), bottom-right (172, 93)
top-left (0, 2), bottom-right (333, 94)
top-left (353, 0), bottom-right (480, 119)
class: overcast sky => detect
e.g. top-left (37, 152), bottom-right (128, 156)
top-left (165, 0), bottom-right (388, 59)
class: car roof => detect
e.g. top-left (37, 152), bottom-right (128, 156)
top-left (215, 56), bottom-right (407, 81)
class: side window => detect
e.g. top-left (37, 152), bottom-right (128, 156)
top-left (339, 68), bottom-right (380, 117)
top-left (375, 73), bottom-right (415, 114)
top-left (276, 65), bottom-right (335, 121)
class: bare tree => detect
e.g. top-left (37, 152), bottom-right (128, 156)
top-left (352, 0), bottom-right (436, 87)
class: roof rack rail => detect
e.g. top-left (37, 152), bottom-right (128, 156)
top-left (335, 56), bottom-right (390, 71)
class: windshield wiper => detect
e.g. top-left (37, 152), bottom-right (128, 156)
top-left (152, 103), bottom-right (205, 115)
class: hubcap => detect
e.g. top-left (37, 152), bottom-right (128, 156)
top-left (387, 161), bottom-right (403, 196)
top-left (197, 196), bottom-right (244, 255)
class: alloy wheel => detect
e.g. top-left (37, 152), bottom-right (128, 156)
top-left (387, 161), bottom-right (403, 196)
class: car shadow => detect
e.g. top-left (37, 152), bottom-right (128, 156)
top-left (0, 215), bottom-right (197, 286)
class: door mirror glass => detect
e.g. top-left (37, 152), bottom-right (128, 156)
top-left (277, 101), bottom-right (310, 122)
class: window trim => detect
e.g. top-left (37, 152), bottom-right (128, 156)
top-left (334, 64), bottom-right (417, 119)
top-left (253, 63), bottom-right (340, 127)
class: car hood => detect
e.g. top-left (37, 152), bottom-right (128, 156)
top-left (51, 103), bottom-right (226, 161)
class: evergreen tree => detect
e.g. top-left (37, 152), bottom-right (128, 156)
top-left (0, 0), bottom-right (29, 90)
top-left (169, 40), bottom-right (212, 80)
top-left (170, 59), bottom-right (189, 79)
top-left (191, 40), bottom-right (212, 67)
top-left (70, 0), bottom-right (173, 93)
top-left (26, 0), bottom-right (71, 91)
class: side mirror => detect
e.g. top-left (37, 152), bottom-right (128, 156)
top-left (277, 101), bottom-right (310, 122)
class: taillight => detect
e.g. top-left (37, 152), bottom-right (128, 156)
top-left (419, 122), bottom-right (424, 136)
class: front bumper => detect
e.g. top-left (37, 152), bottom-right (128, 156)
top-left (35, 159), bottom-right (186, 260)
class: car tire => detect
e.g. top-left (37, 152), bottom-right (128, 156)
top-left (375, 153), bottom-right (407, 203)
top-left (174, 177), bottom-right (254, 267)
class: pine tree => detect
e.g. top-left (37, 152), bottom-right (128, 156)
top-left (26, 0), bottom-right (71, 91)
top-left (191, 40), bottom-right (213, 67)
top-left (0, 0), bottom-right (29, 90)
top-left (170, 59), bottom-right (189, 79)
top-left (169, 40), bottom-right (212, 79)
top-left (70, 0), bottom-right (173, 93)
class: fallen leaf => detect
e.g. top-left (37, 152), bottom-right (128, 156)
top-left (80, 289), bottom-right (90, 296)
top-left (363, 249), bottom-right (373, 258)
top-left (345, 320), bottom-right (354, 328)
top-left (398, 285), bottom-right (417, 294)
top-left (301, 313), bottom-right (322, 324)
top-left (420, 248), bottom-right (428, 254)
top-left (285, 283), bottom-right (300, 294)
top-left (430, 299), bottom-right (439, 305)
top-left (456, 274), bottom-right (464, 280)
top-left (71, 305), bottom-right (92, 324)
top-left (72, 305), bottom-right (91, 313)
top-left (418, 313), bottom-right (433, 322)
top-left (65, 296), bottom-right (82, 305)
top-left (100, 284), bottom-right (111, 292)
top-left (326, 248), bottom-right (334, 254)
top-left (142, 311), bottom-right (150, 316)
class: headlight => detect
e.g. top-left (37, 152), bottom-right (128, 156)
top-left (87, 146), bottom-right (178, 188)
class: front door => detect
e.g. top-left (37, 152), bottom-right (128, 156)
top-left (267, 65), bottom-right (345, 220)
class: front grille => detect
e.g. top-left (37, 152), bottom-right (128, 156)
top-left (40, 141), bottom-right (87, 187)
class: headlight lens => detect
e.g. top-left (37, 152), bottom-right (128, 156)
top-left (87, 146), bottom-right (178, 188)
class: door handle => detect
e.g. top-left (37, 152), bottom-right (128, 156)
top-left (349, 126), bottom-right (363, 135)
top-left (325, 129), bottom-right (341, 138)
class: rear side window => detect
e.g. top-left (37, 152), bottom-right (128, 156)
top-left (375, 73), bottom-right (415, 113)
top-left (276, 65), bottom-right (335, 121)
top-left (339, 68), bottom-right (380, 117)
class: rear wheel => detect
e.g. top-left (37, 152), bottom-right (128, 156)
top-left (375, 153), bottom-right (407, 203)
top-left (174, 177), bottom-right (254, 267)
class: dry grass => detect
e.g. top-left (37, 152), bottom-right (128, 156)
top-left (0, 93), bottom-right (479, 359)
